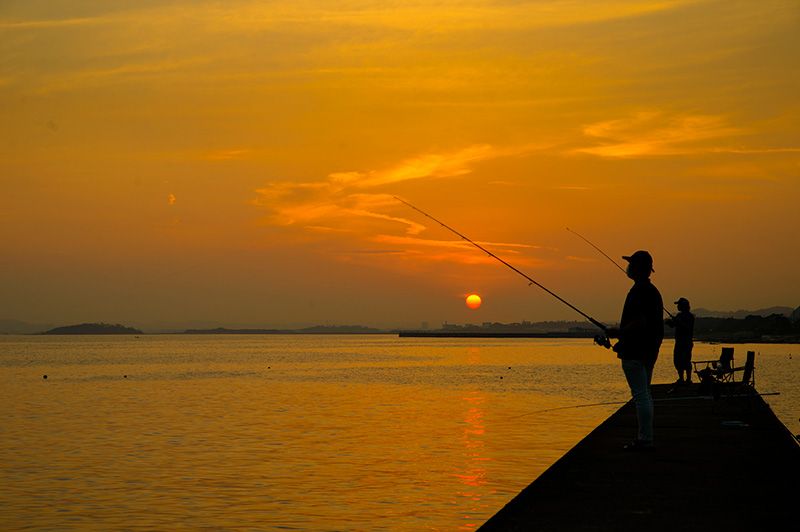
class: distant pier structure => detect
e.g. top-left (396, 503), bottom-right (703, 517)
top-left (479, 383), bottom-right (798, 531)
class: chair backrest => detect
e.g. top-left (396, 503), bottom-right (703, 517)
top-left (741, 350), bottom-right (755, 385)
top-left (719, 347), bottom-right (734, 370)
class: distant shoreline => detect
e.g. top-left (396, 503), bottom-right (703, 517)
top-left (397, 331), bottom-right (595, 339)
top-left (12, 329), bottom-right (798, 343)
top-left (397, 331), bottom-right (800, 343)
top-left (6, 313), bottom-right (798, 344)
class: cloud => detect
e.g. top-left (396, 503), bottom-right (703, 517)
top-left (372, 234), bottom-right (539, 252)
top-left (204, 149), bottom-right (251, 161)
top-left (254, 144), bottom-right (540, 230)
top-left (553, 185), bottom-right (593, 191)
top-left (709, 147), bottom-right (800, 154)
top-left (574, 111), bottom-right (744, 158)
top-left (359, 234), bottom-right (550, 268)
top-left (0, 17), bottom-right (104, 30)
top-left (253, 143), bottom-right (546, 264)
top-left (359, 145), bottom-right (494, 187)
top-left (36, 57), bottom-right (211, 94)
top-left (3, 1), bottom-right (699, 96)
top-left (565, 255), bottom-right (599, 263)
top-left (0, 1), bottom-right (696, 35)
top-left (327, 144), bottom-right (535, 190)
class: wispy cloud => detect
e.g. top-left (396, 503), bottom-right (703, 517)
top-left (3, 1), bottom-right (698, 96)
top-left (253, 143), bottom-right (547, 263)
top-left (347, 144), bottom-right (495, 188)
top-left (327, 144), bottom-right (544, 190)
top-left (36, 57), bottom-right (211, 94)
top-left (366, 235), bottom-right (546, 266)
top-left (709, 147), bottom-right (800, 154)
top-left (372, 234), bottom-right (539, 252)
top-left (204, 149), bottom-right (251, 161)
top-left (553, 185), bottom-right (593, 191)
top-left (1, 1), bottom-right (696, 35)
top-left (574, 111), bottom-right (744, 158)
top-left (565, 255), bottom-right (599, 263)
top-left (0, 17), bottom-right (104, 30)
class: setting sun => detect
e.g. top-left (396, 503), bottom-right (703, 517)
top-left (466, 294), bottom-right (482, 310)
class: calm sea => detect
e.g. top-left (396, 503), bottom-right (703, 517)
top-left (1, 335), bottom-right (797, 531)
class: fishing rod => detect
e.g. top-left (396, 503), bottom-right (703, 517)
top-left (504, 391), bottom-right (781, 420)
top-left (394, 197), bottom-right (610, 343)
top-left (566, 227), bottom-right (626, 275)
top-left (566, 227), bottom-right (675, 319)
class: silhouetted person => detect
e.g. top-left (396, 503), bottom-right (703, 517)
top-left (666, 297), bottom-right (694, 384)
top-left (606, 250), bottom-right (664, 451)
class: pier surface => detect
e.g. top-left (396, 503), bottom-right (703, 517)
top-left (479, 383), bottom-right (798, 531)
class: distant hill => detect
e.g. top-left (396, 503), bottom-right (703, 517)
top-left (43, 323), bottom-right (143, 335)
top-left (694, 306), bottom-right (794, 319)
top-left (691, 314), bottom-right (800, 343)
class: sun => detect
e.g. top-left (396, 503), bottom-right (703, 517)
top-left (465, 294), bottom-right (482, 310)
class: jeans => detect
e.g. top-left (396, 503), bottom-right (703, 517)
top-left (621, 359), bottom-right (655, 443)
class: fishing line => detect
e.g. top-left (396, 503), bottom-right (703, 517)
top-left (566, 227), bottom-right (627, 276)
top-left (566, 227), bottom-right (675, 319)
top-left (394, 197), bottom-right (609, 334)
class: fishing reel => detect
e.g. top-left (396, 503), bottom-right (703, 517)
top-left (594, 333), bottom-right (611, 349)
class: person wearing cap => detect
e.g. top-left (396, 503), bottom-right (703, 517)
top-left (606, 250), bottom-right (664, 451)
top-left (665, 297), bottom-right (695, 384)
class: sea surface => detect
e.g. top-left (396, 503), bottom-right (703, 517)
top-left (1, 335), bottom-right (797, 531)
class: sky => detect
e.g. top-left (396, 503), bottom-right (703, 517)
top-left (1, 0), bottom-right (799, 330)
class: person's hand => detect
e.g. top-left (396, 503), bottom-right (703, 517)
top-left (594, 334), bottom-right (611, 349)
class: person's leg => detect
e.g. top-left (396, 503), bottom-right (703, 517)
top-left (679, 346), bottom-right (694, 383)
top-left (673, 351), bottom-right (682, 383)
top-left (622, 359), bottom-right (654, 443)
top-left (685, 346), bottom-right (694, 383)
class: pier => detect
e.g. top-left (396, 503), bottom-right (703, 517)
top-left (479, 383), bottom-right (798, 531)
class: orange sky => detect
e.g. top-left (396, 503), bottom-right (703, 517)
top-left (1, 1), bottom-right (799, 329)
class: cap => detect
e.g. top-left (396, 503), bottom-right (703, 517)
top-left (622, 250), bottom-right (654, 272)
top-left (674, 297), bottom-right (689, 305)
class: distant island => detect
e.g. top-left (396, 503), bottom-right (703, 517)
top-left (42, 323), bottom-right (143, 335)
top-left (183, 325), bottom-right (385, 335)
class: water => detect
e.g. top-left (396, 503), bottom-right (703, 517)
top-left (1, 335), bottom-right (797, 531)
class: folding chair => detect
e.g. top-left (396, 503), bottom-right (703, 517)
top-left (730, 350), bottom-right (756, 388)
top-left (693, 347), bottom-right (735, 385)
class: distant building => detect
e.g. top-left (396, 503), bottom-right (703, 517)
top-left (791, 306), bottom-right (800, 323)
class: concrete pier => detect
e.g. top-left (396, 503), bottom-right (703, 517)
top-left (479, 383), bottom-right (798, 531)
